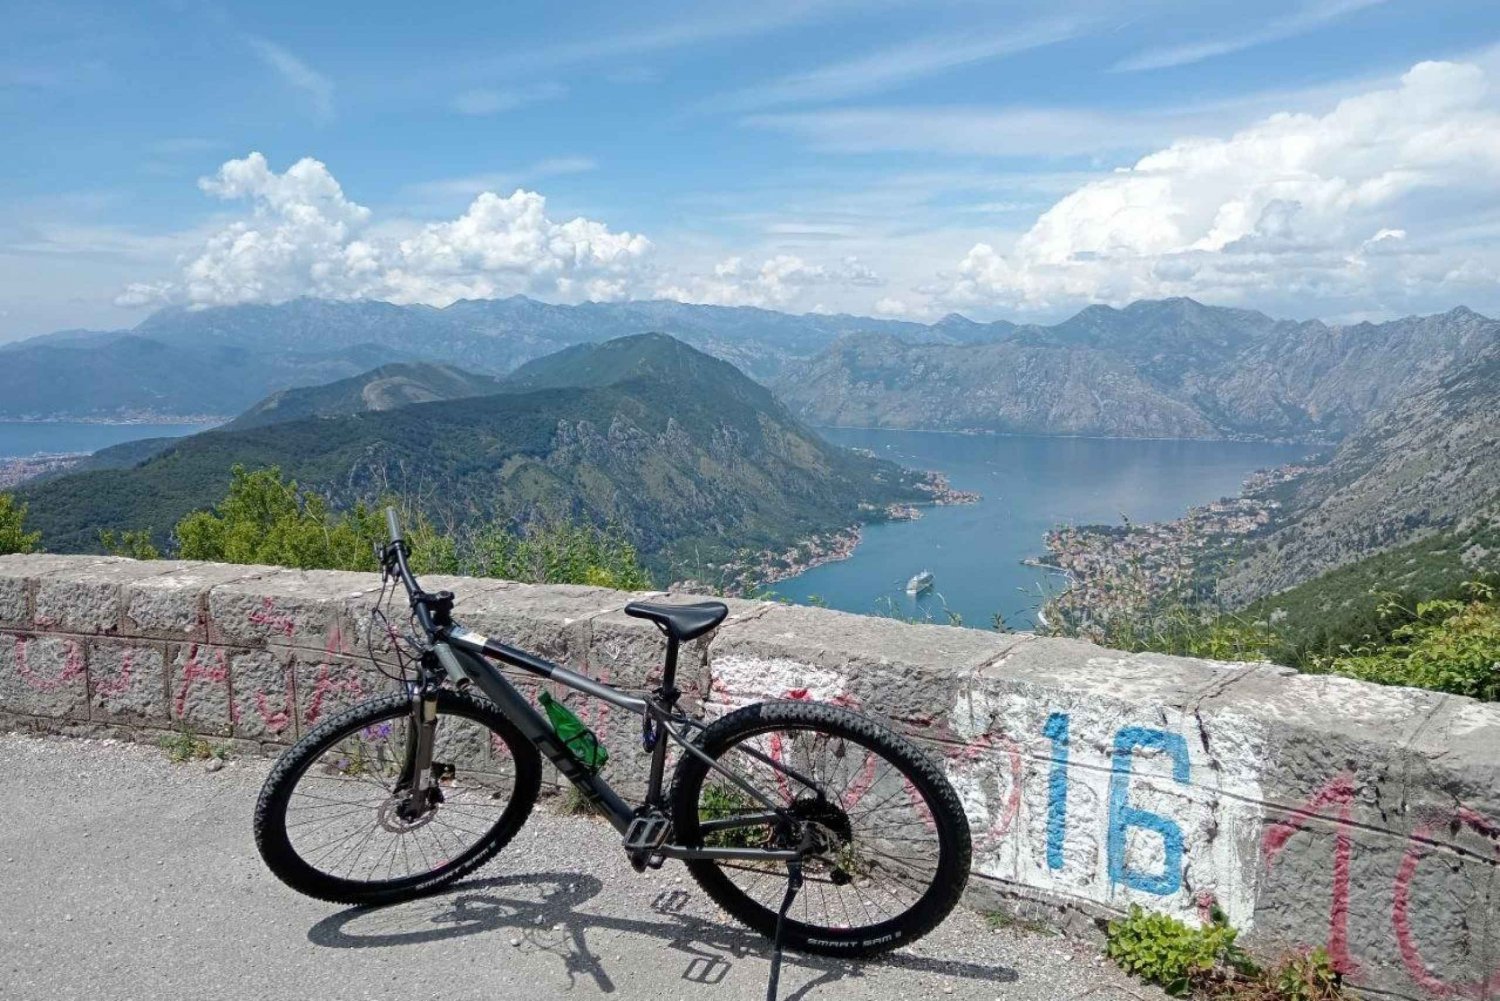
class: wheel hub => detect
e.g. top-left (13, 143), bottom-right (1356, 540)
top-left (378, 788), bottom-right (441, 832)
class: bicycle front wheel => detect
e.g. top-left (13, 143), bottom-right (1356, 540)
top-left (670, 700), bottom-right (971, 957)
top-left (254, 689), bottom-right (541, 905)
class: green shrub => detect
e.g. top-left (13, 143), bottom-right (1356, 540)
top-left (99, 528), bottom-right (161, 560)
top-left (464, 518), bottom-right (650, 590)
top-left (173, 465), bottom-right (455, 574)
top-left (137, 464), bottom-right (649, 589)
top-left (0, 493), bottom-right (41, 555)
top-left (1316, 581), bottom-right (1500, 700)
top-left (1105, 906), bottom-right (1343, 1000)
top-left (1106, 905), bottom-right (1248, 996)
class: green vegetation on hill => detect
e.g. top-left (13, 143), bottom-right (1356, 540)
top-left (224, 361), bottom-right (503, 432)
top-left (92, 465), bottom-right (651, 588)
top-left (1080, 523), bottom-right (1500, 701)
top-left (19, 334), bottom-right (924, 589)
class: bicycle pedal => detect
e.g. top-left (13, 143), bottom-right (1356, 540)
top-left (623, 813), bottom-right (671, 852)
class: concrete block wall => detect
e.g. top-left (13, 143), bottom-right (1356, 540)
top-left (1, 553), bottom-right (1496, 999)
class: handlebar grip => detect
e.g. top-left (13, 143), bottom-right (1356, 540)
top-left (385, 506), bottom-right (403, 544)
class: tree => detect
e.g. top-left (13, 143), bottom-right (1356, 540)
top-left (99, 528), bottom-right (161, 561)
top-left (0, 494), bottom-right (41, 555)
top-left (165, 464), bottom-right (647, 588)
top-left (174, 465), bottom-right (455, 573)
top-left (465, 518), bottom-right (651, 589)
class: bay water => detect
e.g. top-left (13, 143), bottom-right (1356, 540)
top-left (775, 429), bottom-right (1310, 630)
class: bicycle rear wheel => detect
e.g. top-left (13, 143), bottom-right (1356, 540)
top-left (254, 689), bottom-right (541, 905)
top-left (669, 700), bottom-right (971, 957)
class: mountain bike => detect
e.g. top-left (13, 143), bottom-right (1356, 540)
top-left (254, 509), bottom-right (972, 1000)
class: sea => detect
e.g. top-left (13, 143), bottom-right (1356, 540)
top-left (774, 428), bottom-right (1310, 630)
top-left (0, 421), bottom-right (216, 459)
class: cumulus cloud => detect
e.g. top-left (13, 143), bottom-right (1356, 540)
top-left (135, 152), bottom-right (652, 308)
top-left (947, 61), bottom-right (1500, 314)
top-left (656, 254), bottom-right (882, 308)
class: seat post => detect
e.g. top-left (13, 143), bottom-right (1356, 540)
top-left (660, 633), bottom-right (680, 695)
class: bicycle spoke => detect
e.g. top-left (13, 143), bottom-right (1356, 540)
top-left (283, 707), bottom-right (520, 885)
top-left (698, 721), bottom-right (948, 937)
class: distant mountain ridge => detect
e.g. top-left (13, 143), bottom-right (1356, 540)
top-left (223, 361), bottom-right (503, 431)
top-left (2, 297), bottom-right (982, 420)
top-left (20, 334), bottom-right (928, 584)
top-left (778, 299), bottom-right (1499, 441)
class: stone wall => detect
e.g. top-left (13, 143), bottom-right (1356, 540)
top-left (1, 554), bottom-right (1496, 998)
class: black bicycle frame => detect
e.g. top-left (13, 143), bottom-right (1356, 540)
top-left (438, 626), bottom-right (803, 864)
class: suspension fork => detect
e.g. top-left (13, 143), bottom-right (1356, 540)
top-left (397, 684), bottom-right (440, 817)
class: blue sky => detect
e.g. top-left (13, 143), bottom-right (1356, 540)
top-left (4, 0), bottom-right (1500, 339)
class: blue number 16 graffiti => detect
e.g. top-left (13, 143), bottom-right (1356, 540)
top-left (1042, 713), bottom-right (1191, 896)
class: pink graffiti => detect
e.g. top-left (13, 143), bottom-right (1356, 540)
top-left (1392, 805), bottom-right (1500, 999)
top-left (91, 649), bottom-right (134, 698)
top-left (174, 644), bottom-right (228, 718)
top-left (944, 732), bottom-right (1023, 848)
top-left (1262, 772), bottom-right (1359, 976)
top-left (250, 670), bottom-right (295, 734)
top-left (13, 637), bottom-right (85, 693)
top-left (302, 628), bottom-right (365, 727)
top-left (248, 597), bottom-right (296, 638)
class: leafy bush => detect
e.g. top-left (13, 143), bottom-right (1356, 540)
top-left (1106, 905), bottom-right (1248, 996)
top-left (1105, 906), bottom-right (1343, 1000)
top-left (174, 465), bottom-right (456, 573)
top-left (464, 518), bottom-right (650, 590)
top-left (1315, 581), bottom-right (1500, 700)
top-left (99, 528), bottom-right (161, 560)
top-left (112, 464), bottom-right (651, 589)
top-left (0, 493), bottom-right (41, 555)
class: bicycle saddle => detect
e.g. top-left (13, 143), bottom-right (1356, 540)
top-left (624, 600), bottom-right (729, 642)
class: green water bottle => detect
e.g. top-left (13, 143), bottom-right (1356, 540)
top-left (538, 690), bottom-right (609, 773)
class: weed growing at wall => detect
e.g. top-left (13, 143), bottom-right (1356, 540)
top-left (1106, 905), bottom-right (1343, 1000)
top-left (159, 728), bottom-right (229, 764)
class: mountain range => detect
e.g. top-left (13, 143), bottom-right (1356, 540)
top-left (12, 293), bottom-right (1498, 611)
top-left (20, 335), bottom-right (928, 585)
top-left (2, 297), bottom-right (965, 420)
top-left (777, 299), bottom-right (1499, 441)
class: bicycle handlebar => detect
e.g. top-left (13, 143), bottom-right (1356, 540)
top-left (380, 506), bottom-right (441, 635)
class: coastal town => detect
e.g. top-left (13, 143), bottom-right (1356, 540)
top-left (1032, 464), bottom-right (1313, 630)
top-left (719, 470), bottom-right (982, 593)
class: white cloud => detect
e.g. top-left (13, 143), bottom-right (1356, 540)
top-left (945, 61), bottom-right (1500, 315)
top-left (451, 82), bottom-right (567, 116)
top-left (656, 254), bottom-right (882, 307)
top-left (138, 152), bottom-right (652, 308)
top-left (705, 18), bottom-right (1083, 112)
top-left (1114, 0), bottom-right (1391, 73)
top-left (246, 37), bottom-right (333, 120)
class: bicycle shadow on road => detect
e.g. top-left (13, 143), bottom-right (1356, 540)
top-left (306, 869), bottom-right (1019, 999)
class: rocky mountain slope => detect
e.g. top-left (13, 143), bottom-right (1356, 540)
top-left (20, 335), bottom-right (929, 582)
top-left (779, 333), bottom-right (1219, 438)
top-left (779, 300), bottom-right (1499, 441)
top-left (1219, 336), bottom-right (1500, 604)
top-left (222, 361), bottom-right (503, 431)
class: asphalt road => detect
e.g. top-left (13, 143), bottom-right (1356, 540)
top-left (0, 733), bottom-right (1146, 1001)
